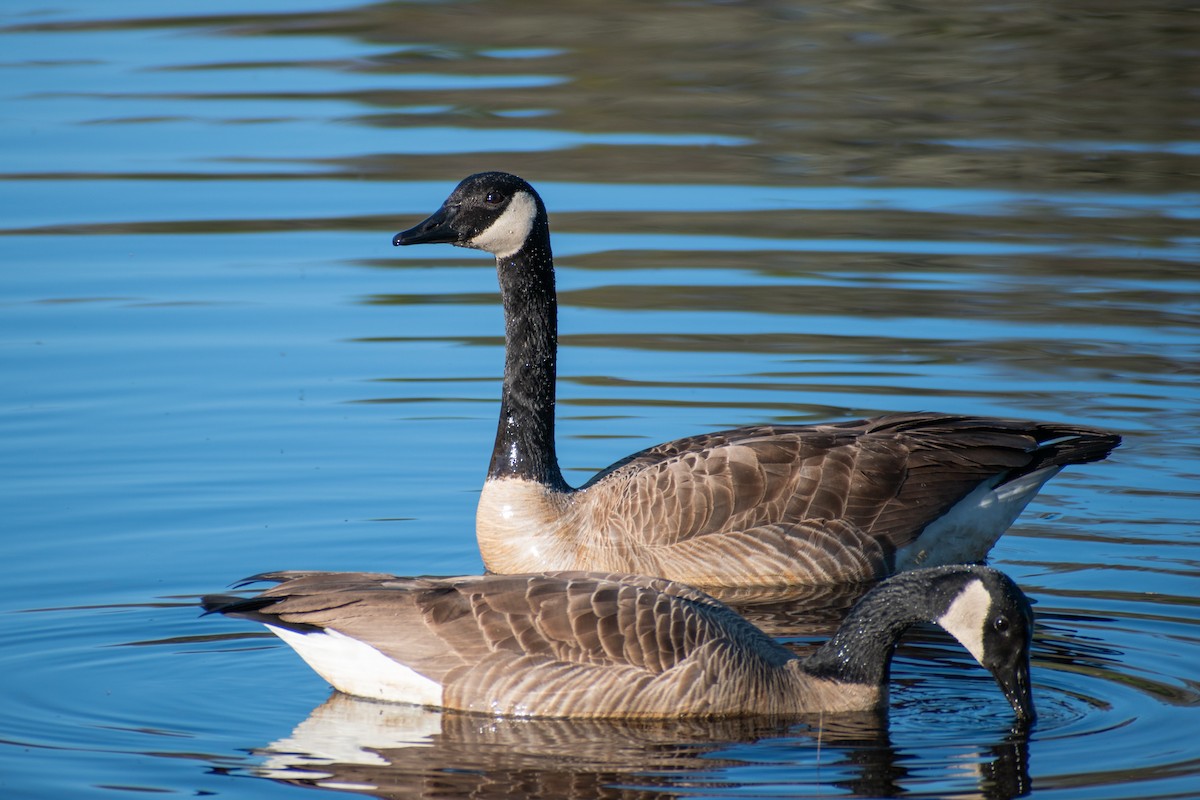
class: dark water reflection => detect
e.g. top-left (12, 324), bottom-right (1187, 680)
top-left (213, 1), bottom-right (1189, 191)
top-left (2, 0), bottom-right (1197, 798)
top-left (245, 692), bottom-right (1032, 800)
top-left (4, 0), bottom-right (1194, 190)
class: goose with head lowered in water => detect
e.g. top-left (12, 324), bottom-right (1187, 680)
top-left (393, 172), bottom-right (1120, 594)
top-left (203, 564), bottom-right (1036, 721)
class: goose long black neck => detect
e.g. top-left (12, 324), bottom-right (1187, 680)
top-left (802, 570), bottom-right (947, 688)
top-left (489, 216), bottom-right (569, 491)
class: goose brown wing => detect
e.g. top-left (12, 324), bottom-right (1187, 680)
top-left (412, 572), bottom-right (779, 674)
top-left (839, 413), bottom-right (1119, 540)
top-left (580, 412), bottom-right (1118, 551)
top-left (418, 572), bottom-right (795, 716)
top-left (214, 572), bottom-right (783, 684)
top-left (579, 422), bottom-right (913, 548)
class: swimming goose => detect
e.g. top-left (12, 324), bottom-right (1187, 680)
top-left (203, 564), bottom-right (1035, 720)
top-left (393, 172), bottom-right (1120, 592)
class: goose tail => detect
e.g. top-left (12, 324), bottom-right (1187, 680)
top-left (1013, 424), bottom-right (1121, 481)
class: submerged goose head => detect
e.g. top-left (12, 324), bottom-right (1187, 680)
top-left (807, 564), bottom-right (1036, 722)
top-left (938, 568), bottom-right (1036, 716)
top-left (393, 171), bottom-right (546, 260)
top-left (204, 564), bottom-right (1035, 721)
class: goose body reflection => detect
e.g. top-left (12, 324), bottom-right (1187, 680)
top-left (252, 692), bottom-right (1031, 800)
top-left (204, 564), bottom-right (1034, 721)
top-left (393, 172), bottom-right (1120, 593)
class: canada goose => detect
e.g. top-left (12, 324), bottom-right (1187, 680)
top-left (202, 564), bottom-right (1035, 721)
top-left (393, 172), bottom-right (1120, 592)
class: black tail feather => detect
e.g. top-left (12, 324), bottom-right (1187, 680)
top-left (1025, 426), bottom-right (1121, 471)
top-left (199, 592), bottom-right (324, 633)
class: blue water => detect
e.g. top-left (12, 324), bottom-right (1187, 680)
top-left (2, 2), bottom-right (1197, 798)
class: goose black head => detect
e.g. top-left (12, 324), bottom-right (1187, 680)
top-left (935, 567), bottom-right (1037, 723)
top-left (393, 171), bottom-right (546, 259)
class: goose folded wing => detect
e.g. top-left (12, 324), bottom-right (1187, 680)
top-left (415, 572), bottom-right (755, 674)
top-left (580, 425), bottom-right (912, 546)
top-left (584, 414), bottom-right (1109, 555)
top-left (417, 572), bottom-right (795, 716)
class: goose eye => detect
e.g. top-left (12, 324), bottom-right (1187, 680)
top-left (485, 190), bottom-right (505, 205)
top-left (993, 615), bottom-right (1010, 634)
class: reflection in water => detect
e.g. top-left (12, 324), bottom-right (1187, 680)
top-left (251, 692), bottom-right (1030, 800)
top-left (4, 1), bottom-right (1193, 193)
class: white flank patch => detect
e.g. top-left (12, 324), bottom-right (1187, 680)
top-left (267, 625), bottom-right (444, 707)
top-left (896, 466), bottom-right (1062, 569)
top-left (937, 579), bottom-right (991, 664)
top-left (468, 190), bottom-right (537, 258)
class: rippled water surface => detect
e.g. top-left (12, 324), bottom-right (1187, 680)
top-left (2, 2), bottom-right (1197, 798)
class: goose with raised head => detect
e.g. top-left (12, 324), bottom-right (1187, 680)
top-left (203, 564), bottom-right (1036, 721)
top-left (393, 172), bottom-right (1120, 593)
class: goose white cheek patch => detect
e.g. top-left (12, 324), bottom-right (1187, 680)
top-left (469, 191), bottom-right (537, 258)
top-left (936, 579), bottom-right (991, 665)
